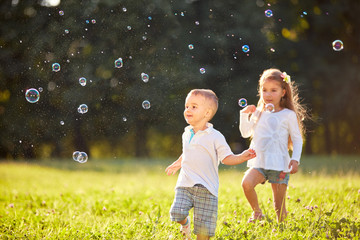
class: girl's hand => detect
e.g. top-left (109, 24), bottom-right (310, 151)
top-left (288, 160), bottom-right (299, 174)
top-left (241, 105), bottom-right (256, 114)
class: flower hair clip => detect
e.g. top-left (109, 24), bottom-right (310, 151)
top-left (280, 72), bottom-right (291, 84)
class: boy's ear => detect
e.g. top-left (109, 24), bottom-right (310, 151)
top-left (205, 108), bottom-right (213, 119)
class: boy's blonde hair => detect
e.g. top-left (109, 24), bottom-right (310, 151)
top-left (187, 89), bottom-right (218, 120)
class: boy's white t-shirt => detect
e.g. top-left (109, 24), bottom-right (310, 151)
top-left (175, 123), bottom-right (233, 197)
top-left (239, 108), bottom-right (303, 172)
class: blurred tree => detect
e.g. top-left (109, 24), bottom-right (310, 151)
top-left (0, 0), bottom-right (359, 159)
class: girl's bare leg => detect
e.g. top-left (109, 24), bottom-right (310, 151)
top-left (242, 168), bottom-right (266, 214)
top-left (271, 183), bottom-right (288, 222)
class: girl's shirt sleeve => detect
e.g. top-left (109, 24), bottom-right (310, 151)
top-left (239, 109), bottom-right (259, 138)
top-left (288, 111), bottom-right (303, 162)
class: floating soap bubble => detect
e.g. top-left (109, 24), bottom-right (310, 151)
top-left (52, 63), bottom-right (60, 72)
top-left (270, 48), bottom-right (275, 52)
top-left (72, 151), bottom-right (80, 161)
top-left (142, 36), bottom-right (147, 40)
top-left (60, 121), bottom-right (64, 125)
top-left (265, 9), bottom-right (273, 17)
top-left (200, 68), bottom-right (206, 74)
top-left (64, 29), bottom-right (69, 34)
top-left (195, 21), bottom-right (200, 25)
top-left (114, 58), bottom-right (123, 68)
top-left (188, 44), bottom-right (194, 50)
top-left (25, 88), bottom-right (40, 103)
top-left (332, 40), bottom-right (343, 51)
top-left (91, 19), bottom-right (96, 24)
top-left (78, 104), bottom-right (88, 114)
top-left (242, 45), bottom-right (250, 53)
top-left (122, 7), bottom-right (127, 12)
top-left (127, 26), bottom-right (132, 30)
top-left (38, 87), bottom-right (43, 92)
top-left (59, 10), bottom-right (64, 16)
top-left (142, 100), bottom-right (151, 109)
top-left (85, 20), bottom-right (90, 24)
top-left (238, 98), bottom-right (247, 108)
top-left (77, 152), bottom-right (88, 163)
top-left (79, 77), bottom-right (87, 86)
top-left (265, 103), bottom-right (275, 113)
top-left (141, 73), bottom-right (149, 83)
top-left (148, 16), bottom-right (152, 20)
top-left (122, 117), bottom-right (127, 122)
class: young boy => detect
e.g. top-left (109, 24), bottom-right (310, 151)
top-left (165, 89), bottom-right (256, 240)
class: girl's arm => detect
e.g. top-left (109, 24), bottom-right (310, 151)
top-left (239, 105), bottom-right (258, 138)
top-left (288, 111), bottom-right (303, 165)
top-left (165, 155), bottom-right (183, 175)
top-left (222, 149), bottom-right (256, 165)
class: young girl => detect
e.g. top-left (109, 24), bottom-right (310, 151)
top-left (239, 68), bottom-right (307, 222)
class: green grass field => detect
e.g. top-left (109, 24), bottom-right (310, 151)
top-left (1, 156), bottom-right (359, 239)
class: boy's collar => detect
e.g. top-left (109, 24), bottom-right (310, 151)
top-left (185, 123), bottom-right (213, 133)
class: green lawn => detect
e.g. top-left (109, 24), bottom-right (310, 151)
top-left (0, 156), bottom-right (359, 239)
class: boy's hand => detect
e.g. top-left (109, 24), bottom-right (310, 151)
top-left (241, 105), bottom-right (256, 114)
top-left (240, 148), bottom-right (256, 161)
top-left (288, 160), bottom-right (299, 174)
top-left (165, 163), bottom-right (181, 176)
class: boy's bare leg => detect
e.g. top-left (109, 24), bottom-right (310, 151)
top-left (271, 183), bottom-right (287, 222)
top-left (177, 218), bottom-right (187, 225)
top-left (197, 234), bottom-right (210, 240)
top-left (242, 168), bottom-right (266, 214)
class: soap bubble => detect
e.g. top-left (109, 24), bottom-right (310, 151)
top-left (114, 58), bottom-right (123, 68)
top-left (188, 44), bottom-right (194, 50)
top-left (72, 151), bottom-right (80, 161)
top-left (25, 88), bottom-right (40, 103)
top-left (142, 100), bottom-right (151, 109)
top-left (195, 21), bottom-right (200, 25)
top-left (332, 40), bottom-right (343, 51)
top-left (72, 151), bottom-right (88, 163)
top-left (59, 10), bottom-right (64, 16)
top-left (52, 63), bottom-right (60, 72)
top-left (238, 98), bottom-right (247, 107)
top-left (79, 77), bottom-right (86, 86)
top-left (122, 7), bottom-right (127, 12)
top-left (38, 87), bottom-right (43, 92)
top-left (265, 9), bottom-right (273, 17)
top-left (265, 103), bottom-right (275, 113)
top-left (200, 68), bottom-right (206, 74)
top-left (242, 45), bottom-right (250, 53)
top-left (127, 26), bottom-right (132, 30)
top-left (141, 73), bottom-right (149, 82)
top-left (64, 29), bottom-right (69, 34)
top-left (60, 121), bottom-right (64, 125)
top-left (77, 152), bottom-right (88, 163)
top-left (91, 19), bottom-right (96, 24)
top-left (78, 104), bottom-right (88, 114)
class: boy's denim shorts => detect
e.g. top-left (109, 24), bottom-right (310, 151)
top-left (254, 168), bottom-right (290, 185)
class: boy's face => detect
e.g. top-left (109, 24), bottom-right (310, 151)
top-left (184, 94), bottom-right (211, 127)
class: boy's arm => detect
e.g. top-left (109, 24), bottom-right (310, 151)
top-left (222, 149), bottom-right (256, 166)
top-left (165, 155), bottom-right (183, 176)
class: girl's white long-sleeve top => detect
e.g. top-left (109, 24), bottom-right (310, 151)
top-left (239, 108), bottom-right (303, 172)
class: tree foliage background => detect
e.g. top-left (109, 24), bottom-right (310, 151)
top-left (0, 0), bottom-right (359, 159)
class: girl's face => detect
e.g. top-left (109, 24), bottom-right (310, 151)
top-left (260, 79), bottom-right (285, 110)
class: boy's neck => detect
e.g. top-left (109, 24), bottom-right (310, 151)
top-left (191, 122), bottom-right (209, 133)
